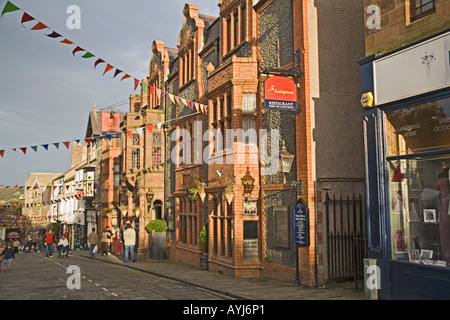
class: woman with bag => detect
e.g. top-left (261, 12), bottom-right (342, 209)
top-left (88, 228), bottom-right (98, 258)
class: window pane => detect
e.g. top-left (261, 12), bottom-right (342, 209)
top-left (242, 93), bottom-right (256, 112)
top-left (385, 97), bottom-right (450, 157)
top-left (388, 157), bottom-right (450, 264)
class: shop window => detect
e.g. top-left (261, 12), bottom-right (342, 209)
top-left (386, 97), bottom-right (450, 266)
top-left (410, 0), bottom-right (436, 22)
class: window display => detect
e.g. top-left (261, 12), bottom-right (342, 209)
top-left (386, 97), bottom-right (450, 267)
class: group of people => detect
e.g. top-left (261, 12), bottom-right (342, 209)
top-left (88, 221), bottom-right (136, 263)
top-left (43, 229), bottom-right (70, 259)
top-left (0, 222), bottom-right (138, 271)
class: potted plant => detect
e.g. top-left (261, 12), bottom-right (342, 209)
top-left (199, 224), bottom-right (208, 270)
top-left (145, 219), bottom-right (168, 260)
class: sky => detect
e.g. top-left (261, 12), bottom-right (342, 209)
top-left (0, 0), bottom-right (219, 187)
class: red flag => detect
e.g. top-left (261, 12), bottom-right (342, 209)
top-left (127, 130), bottom-right (133, 139)
top-left (146, 125), bottom-right (153, 134)
top-left (31, 22), bottom-right (48, 30)
top-left (72, 46), bottom-right (85, 56)
top-left (0, 150), bottom-right (4, 158)
top-left (121, 74), bottom-right (131, 81)
top-left (63, 141), bottom-right (70, 149)
top-left (21, 12), bottom-right (34, 26)
top-left (20, 147), bottom-right (27, 154)
top-left (94, 58), bottom-right (105, 69)
top-left (134, 78), bottom-right (140, 91)
top-left (84, 138), bottom-right (91, 144)
top-left (103, 64), bottom-right (114, 75)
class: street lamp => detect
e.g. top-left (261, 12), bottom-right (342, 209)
top-left (241, 167), bottom-right (255, 198)
top-left (280, 140), bottom-right (294, 183)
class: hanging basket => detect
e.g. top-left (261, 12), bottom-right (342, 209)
top-left (224, 185), bottom-right (236, 205)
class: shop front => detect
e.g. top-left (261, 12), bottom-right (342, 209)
top-left (360, 30), bottom-right (450, 299)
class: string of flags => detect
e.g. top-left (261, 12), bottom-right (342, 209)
top-left (0, 132), bottom-right (121, 159)
top-left (1, 1), bottom-right (209, 113)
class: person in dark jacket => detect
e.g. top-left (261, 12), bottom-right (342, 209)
top-left (1, 242), bottom-right (15, 271)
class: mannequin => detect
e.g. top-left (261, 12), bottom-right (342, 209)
top-left (436, 162), bottom-right (450, 263)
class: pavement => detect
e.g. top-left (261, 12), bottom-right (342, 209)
top-left (72, 249), bottom-right (367, 301)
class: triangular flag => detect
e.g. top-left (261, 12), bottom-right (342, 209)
top-left (31, 146), bottom-right (38, 152)
top-left (94, 58), bottom-right (105, 69)
top-left (84, 138), bottom-right (91, 144)
top-left (162, 91), bottom-right (167, 100)
top-left (155, 88), bottom-right (161, 97)
top-left (194, 102), bottom-right (199, 112)
top-left (174, 96), bottom-right (180, 105)
top-left (200, 104), bottom-right (204, 113)
top-left (180, 98), bottom-right (188, 107)
top-left (103, 64), bottom-right (114, 75)
top-left (136, 127), bottom-right (143, 136)
top-left (53, 142), bottom-right (59, 149)
top-left (21, 12), bottom-right (34, 26)
top-left (45, 31), bottom-right (62, 38)
top-left (60, 38), bottom-right (73, 45)
top-left (156, 122), bottom-right (162, 130)
top-left (20, 147), bottom-right (27, 155)
top-left (149, 85), bottom-right (154, 96)
top-left (41, 144), bottom-right (49, 150)
top-left (113, 69), bottom-right (122, 78)
top-left (141, 81), bottom-right (148, 93)
top-left (134, 78), bottom-right (140, 91)
top-left (72, 46), bottom-right (85, 56)
top-left (81, 52), bottom-right (95, 58)
top-left (127, 130), bottom-right (133, 139)
top-left (0, 150), bottom-right (4, 158)
top-left (121, 74), bottom-right (131, 81)
top-left (168, 93), bottom-right (175, 104)
top-left (1, 1), bottom-right (20, 18)
top-left (146, 125), bottom-right (153, 134)
top-left (31, 22), bottom-right (48, 30)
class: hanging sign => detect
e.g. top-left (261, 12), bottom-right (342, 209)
top-left (264, 76), bottom-right (297, 111)
top-left (101, 112), bottom-right (120, 133)
top-left (293, 198), bottom-right (309, 247)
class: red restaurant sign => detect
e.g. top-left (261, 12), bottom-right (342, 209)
top-left (264, 76), bottom-right (297, 111)
top-left (101, 112), bottom-right (120, 133)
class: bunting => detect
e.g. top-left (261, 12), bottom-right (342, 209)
top-left (1, 1), bottom-right (210, 112)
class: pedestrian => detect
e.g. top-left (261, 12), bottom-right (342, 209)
top-left (58, 235), bottom-right (69, 258)
top-left (88, 228), bottom-right (98, 258)
top-left (44, 229), bottom-right (54, 259)
top-left (123, 223), bottom-right (136, 263)
top-left (115, 228), bottom-right (121, 255)
top-left (100, 226), bottom-right (113, 256)
top-left (33, 239), bottom-right (38, 253)
top-left (0, 240), bottom-right (4, 270)
top-left (1, 242), bottom-right (15, 271)
top-left (13, 239), bottom-right (19, 254)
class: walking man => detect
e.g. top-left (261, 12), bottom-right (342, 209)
top-left (88, 228), bottom-right (98, 257)
top-left (123, 223), bottom-right (136, 263)
top-left (44, 229), bottom-right (54, 259)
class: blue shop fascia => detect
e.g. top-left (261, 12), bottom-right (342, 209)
top-left (359, 28), bottom-right (450, 300)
